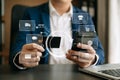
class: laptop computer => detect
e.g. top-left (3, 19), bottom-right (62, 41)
top-left (78, 64), bottom-right (120, 80)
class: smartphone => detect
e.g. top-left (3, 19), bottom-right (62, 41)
top-left (71, 31), bottom-right (96, 52)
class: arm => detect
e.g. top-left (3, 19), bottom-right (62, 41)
top-left (66, 9), bottom-right (104, 67)
top-left (9, 8), bottom-right (43, 69)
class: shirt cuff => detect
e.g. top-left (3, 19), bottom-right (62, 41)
top-left (91, 53), bottom-right (99, 66)
top-left (13, 52), bottom-right (27, 70)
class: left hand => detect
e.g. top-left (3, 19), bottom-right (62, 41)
top-left (66, 43), bottom-right (96, 68)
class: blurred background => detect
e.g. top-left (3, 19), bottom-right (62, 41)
top-left (0, 0), bottom-right (119, 65)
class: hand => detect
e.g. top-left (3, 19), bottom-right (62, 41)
top-left (19, 43), bottom-right (45, 68)
top-left (66, 43), bottom-right (96, 68)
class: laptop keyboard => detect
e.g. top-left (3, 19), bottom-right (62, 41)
top-left (99, 69), bottom-right (120, 77)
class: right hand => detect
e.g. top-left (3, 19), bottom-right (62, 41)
top-left (19, 43), bottom-right (45, 68)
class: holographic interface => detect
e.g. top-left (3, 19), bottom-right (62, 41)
top-left (19, 13), bottom-right (98, 57)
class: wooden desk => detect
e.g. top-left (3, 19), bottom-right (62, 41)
top-left (0, 64), bottom-right (106, 80)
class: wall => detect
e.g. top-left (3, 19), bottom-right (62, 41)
top-left (97, 0), bottom-right (108, 63)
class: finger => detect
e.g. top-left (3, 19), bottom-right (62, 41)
top-left (20, 52), bottom-right (41, 62)
top-left (29, 52), bottom-right (42, 58)
top-left (22, 51), bottom-right (42, 59)
top-left (20, 55), bottom-right (39, 63)
top-left (77, 43), bottom-right (91, 50)
top-left (77, 43), bottom-right (95, 54)
top-left (76, 62), bottom-right (90, 68)
top-left (66, 51), bottom-right (95, 63)
top-left (77, 57), bottom-right (90, 63)
top-left (66, 51), bottom-right (94, 68)
top-left (23, 43), bottom-right (45, 52)
top-left (67, 53), bottom-right (90, 63)
top-left (36, 52), bottom-right (42, 57)
top-left (68, 50), bottom-right (79, 56)
top-left (25, 57), bottom-right (40, 63)
top-left (68, 50), bottom-right (93, 60)
top-left (23, 62), bottom-right (39, 68)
